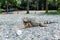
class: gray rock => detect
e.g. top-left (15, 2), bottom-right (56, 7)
top-left (0, 14), bottom-right (60, 40)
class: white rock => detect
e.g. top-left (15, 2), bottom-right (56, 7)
top-left (23, 37), bottom-right (31, 40)
top-left (16, 30), bottom-right (23, 36)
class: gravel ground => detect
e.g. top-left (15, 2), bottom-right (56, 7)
top-left (0, 14), bottom-right (60, 40)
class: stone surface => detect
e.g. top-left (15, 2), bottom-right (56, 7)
top-left (0, 14), bottom-right (60, 40)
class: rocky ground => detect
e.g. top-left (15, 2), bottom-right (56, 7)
top-left (0, 14), bottom-right (60, 40)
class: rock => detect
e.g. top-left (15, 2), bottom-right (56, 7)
top-left (0, 14), bottom-right (60, 40)
top-left (23, 37), bottom-right (31, 40)
top-left (16, 30), bottom-right (23, 36)
top-left (15, 26), bottom-right (23, 36)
